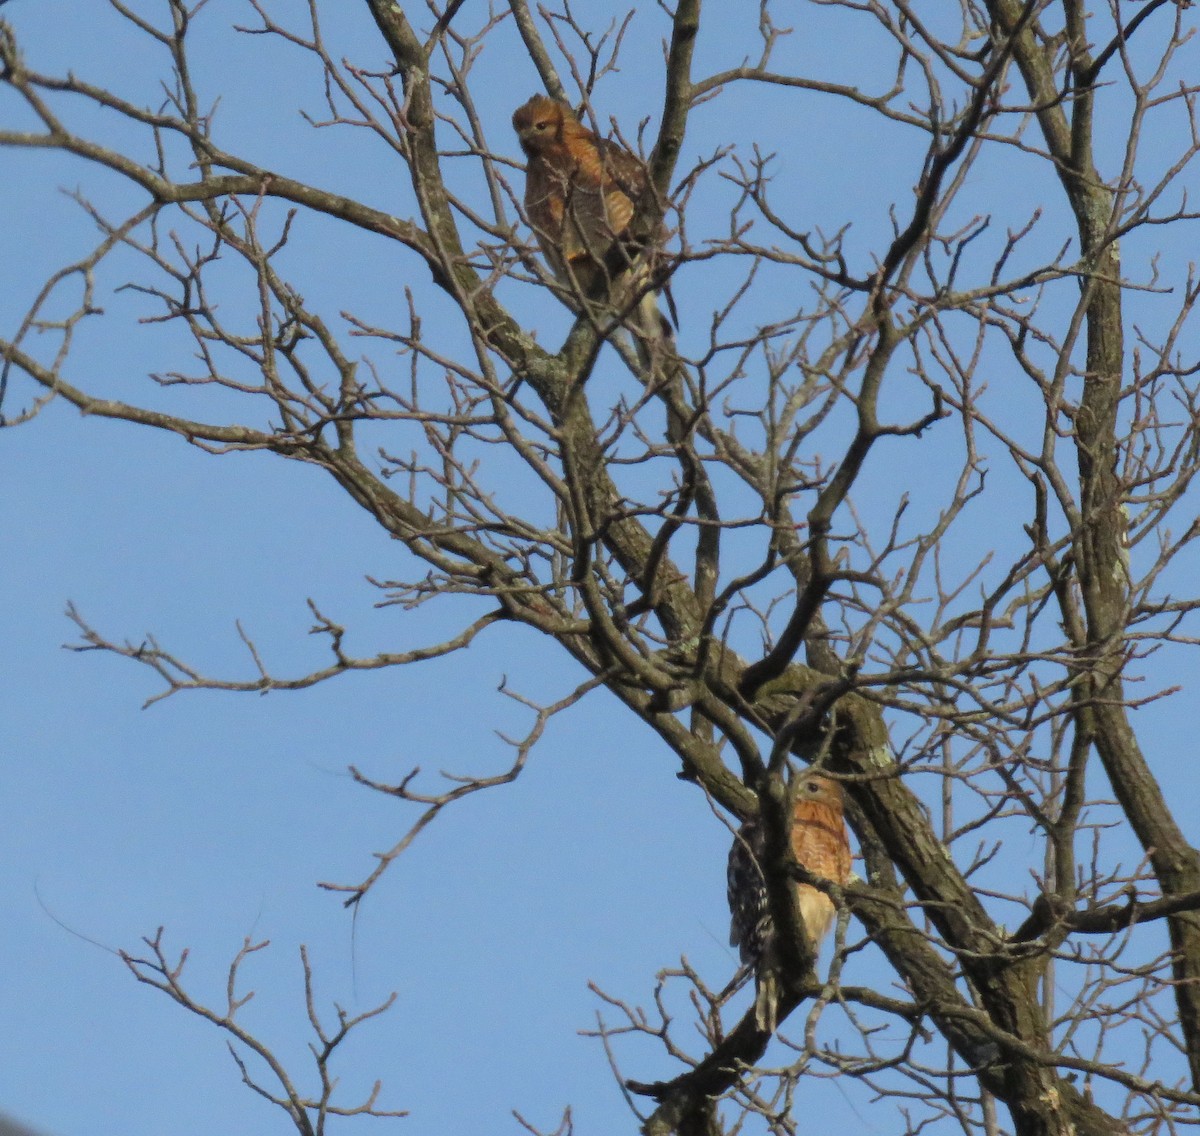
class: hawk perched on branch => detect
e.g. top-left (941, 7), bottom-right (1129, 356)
top-left (511, 93), bottom-right (673, 364)
top-left (727, 772), bottom-right (852, 1032)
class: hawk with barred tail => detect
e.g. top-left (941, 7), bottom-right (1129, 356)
top-left (727, 772), bottom-right (852, 1033)
top-left (511, 94), bottom-right (673, 365)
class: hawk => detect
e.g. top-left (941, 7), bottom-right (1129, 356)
top-left (727, 772), bottom-right (852, 1032)
top-left (511, 93), bottom-right (672, 365)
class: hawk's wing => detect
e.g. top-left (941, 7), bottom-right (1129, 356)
top-left (727, 820), bottom-right (771, 965)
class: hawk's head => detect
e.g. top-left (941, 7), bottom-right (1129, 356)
top-left (512, 95), bottom-right (571, 157)
top-left (793, 772), bottom-right (845, 814)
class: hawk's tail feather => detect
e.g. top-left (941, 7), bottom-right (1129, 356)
top-left (661, 277), bottom-right (680, 331)
top-left (753, 969), bottom-right (779, 1034)
top-left (631, 289), bottom-right (674, 374)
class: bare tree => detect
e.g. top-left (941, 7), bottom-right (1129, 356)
top-left (5, 1), bottom-right (1200, 1133)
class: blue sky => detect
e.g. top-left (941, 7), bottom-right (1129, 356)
top-left (4, 2), bottom-right (1200, 1134)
